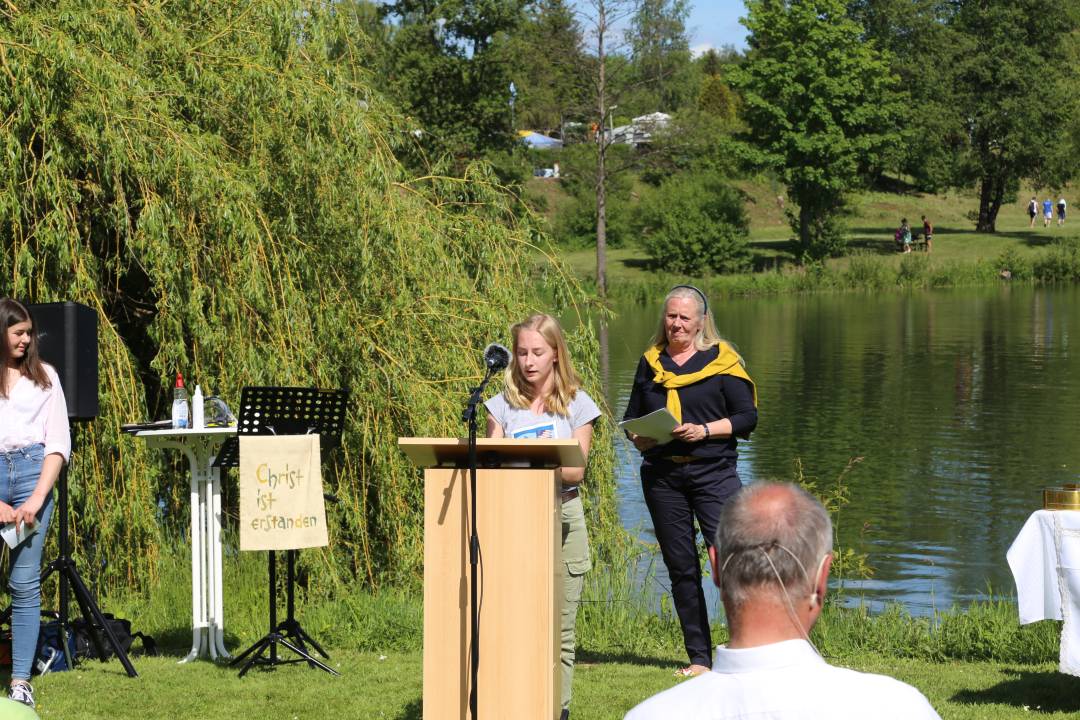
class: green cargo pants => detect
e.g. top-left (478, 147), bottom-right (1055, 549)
top-left (561, 494), bottom-right (591, 711)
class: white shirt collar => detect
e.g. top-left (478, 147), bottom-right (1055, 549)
top-left (712, 639), bottom-right (825, 674)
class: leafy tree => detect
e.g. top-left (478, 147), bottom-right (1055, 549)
top-left (731, 0), bottom-right (904, 259)
top-left (0, 0), bottom-right (611, 592)
top-left (624, 0), bottom-right (694, 113)
top-left (946, 0), bottom-right (1080, 231)
top-left (510, 0), bottom-right (591, 135)
top-left (379, 0), bottom-right (527, 160)
top-left (846, 1), bottom-right (975, 192)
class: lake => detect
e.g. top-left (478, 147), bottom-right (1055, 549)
top-left (602, 284), bottom-right (1080, 615)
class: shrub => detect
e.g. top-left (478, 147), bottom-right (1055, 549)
top-left (897, 252), bottom-right (930, 287)
top-left (994, 247), bottom-right (1033, 281)
top-left (637, 173), bottom-right (751, 274)
top-left (843, 253), bottom-right (890, 289)
top-left (1033, 238), bottom-right (1080, 282)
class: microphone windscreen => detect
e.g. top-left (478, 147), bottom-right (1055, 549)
top-left (483, 343), bottom-right (511, 372)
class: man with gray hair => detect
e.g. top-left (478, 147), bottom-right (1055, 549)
top-left (625, 482), bottom-right (941, 719)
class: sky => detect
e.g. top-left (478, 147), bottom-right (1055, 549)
top-left (569, 1), bottom-right (750, 56)
top-left (687, 1), bottom-right (749, 55)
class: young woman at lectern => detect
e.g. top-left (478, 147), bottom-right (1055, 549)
top-left (0, 298), bottom-right (69, 709)
top-left (485, 313), bottom-right (600, 720)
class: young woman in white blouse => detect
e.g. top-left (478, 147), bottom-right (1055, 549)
top-left (0, 298), bottom-right (70, 708)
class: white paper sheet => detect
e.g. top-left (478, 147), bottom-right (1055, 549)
top-left (619, 408), bottom-right (679, 444)
top-left (0, 519), bottom-right (38, 549)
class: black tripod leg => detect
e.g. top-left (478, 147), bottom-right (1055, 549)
top-left (276, 636), bottom-right (339, 676)
top-left (235, 635), bottom-right (277, 678)
top-left (66, 567), bottom-right (138, 677)
top-left (291, 624), bottom-right (330, 659)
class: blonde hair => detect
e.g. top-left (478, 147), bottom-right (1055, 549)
top-left (649, 285), bottom-right (727, 352)
top-left (503, 313), bottom-right (582, 417)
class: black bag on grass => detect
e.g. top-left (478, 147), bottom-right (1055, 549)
top-left (70, 614), bottom-right (158, 660)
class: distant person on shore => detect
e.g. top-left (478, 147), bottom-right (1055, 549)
top-left (1058, 196), bottom-right (1067, 226)
top-left (921, 215), bottom-right (933, 253)
top-left (624, 482), bottom-right (942, 720)
top-left (1043, 198), bottom-right (1054, 227)
top-left (896, 218), bottom-right (912, 253)
top-left (1029, 196), bottom-right (1039, 227)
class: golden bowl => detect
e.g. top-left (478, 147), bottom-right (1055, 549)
top-left (1044, 484), bottom-right (1080, 510)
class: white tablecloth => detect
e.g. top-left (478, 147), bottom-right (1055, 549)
top-left (1007, 509), bottom-right (1080, 675)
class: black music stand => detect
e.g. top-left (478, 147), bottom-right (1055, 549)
top-left (215, 387), bottom-right (348, 677)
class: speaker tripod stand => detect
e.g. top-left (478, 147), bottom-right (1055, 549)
top-left (40, 424), bottom-right (137, 676)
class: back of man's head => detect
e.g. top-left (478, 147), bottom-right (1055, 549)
top-left (715, 482), bottom-right (832, 610)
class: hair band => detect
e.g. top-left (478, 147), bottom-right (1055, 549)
top-left (670, 284), bottom-right (708, 315)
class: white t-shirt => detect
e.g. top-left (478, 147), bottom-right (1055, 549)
top-left (484, 389), bottom-right (600, 440)
top-left (0, 364), bottom-right (70, 460)
top-left (624, 639), bottom-right (941, 720)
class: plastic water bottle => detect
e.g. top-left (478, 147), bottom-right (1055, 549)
top-left (192, 385), bottom-right (205, 430)
top-left (172, 372), bottom-right (190, 429)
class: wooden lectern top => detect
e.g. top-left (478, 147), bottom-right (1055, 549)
top-left (398, 437), bottom-right (585, 469)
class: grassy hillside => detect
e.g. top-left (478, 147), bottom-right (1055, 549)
top-left (524, 175), bottom-right (1079, 286)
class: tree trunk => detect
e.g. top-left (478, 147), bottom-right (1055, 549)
top-left (798, 202), bottom-right (812, 255)
top-left (595, 2), bottom-right (608, 298)
top-left (976, 175), bottom-right (1003, 232)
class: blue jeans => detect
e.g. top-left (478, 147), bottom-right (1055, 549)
top-left (0, 444), bottom-right (54, 681)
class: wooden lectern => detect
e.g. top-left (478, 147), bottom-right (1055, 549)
top-left (399, 438), bottom-right (586, 720)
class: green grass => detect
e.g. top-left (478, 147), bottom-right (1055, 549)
top-left (27, 642), bottom-right (1080, 719)
top-left (18, 539), bottom-right (1074, 719)
top-left (553, 179), bottom-right (1080, 295)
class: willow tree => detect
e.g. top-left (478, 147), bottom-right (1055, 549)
top-left (0, 0), bottom-right (615, 593)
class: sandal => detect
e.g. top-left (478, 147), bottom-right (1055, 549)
top-left (673, 664), bottom-right (709, 678)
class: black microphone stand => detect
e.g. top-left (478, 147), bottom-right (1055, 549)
top-left (461, 363), bottom-right (499, 720)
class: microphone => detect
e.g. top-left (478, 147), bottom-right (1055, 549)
top-left (483, 343), bottom-right (511, 372)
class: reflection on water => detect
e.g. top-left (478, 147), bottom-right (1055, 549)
top-left (600, 285), bottom-right (1080, 616)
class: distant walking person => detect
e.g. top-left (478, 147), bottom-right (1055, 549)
top-left (1029, 196), bottom-right (1039, 227)
top-left (921, 215), bottom-right (933, 253)
top-left (1058, 197), bottom-right (1067, 226)
top-left (1043, 198), bottom-right (1054, 227)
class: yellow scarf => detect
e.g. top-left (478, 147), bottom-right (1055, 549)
top-left (643, 342), bottom-right (757, 423)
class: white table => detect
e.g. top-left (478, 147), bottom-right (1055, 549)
top-left (1007, 509), bottom-right (1080, 676)
top-left (137, 428), bottom-right (235, 662)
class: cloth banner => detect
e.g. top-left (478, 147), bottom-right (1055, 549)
top-left (239, 435), bottom-right (328, 551)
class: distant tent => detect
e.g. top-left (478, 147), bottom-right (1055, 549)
top-left (518, 130), bottom-right (563, 149)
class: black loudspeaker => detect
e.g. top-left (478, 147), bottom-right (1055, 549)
top-left (26, 302), bottom-right (99, 420)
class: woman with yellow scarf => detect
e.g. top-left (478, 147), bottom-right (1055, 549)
top-left (623, 285), bottom-right (757, 677)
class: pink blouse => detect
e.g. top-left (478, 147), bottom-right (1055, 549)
top-left (0, 364), bottom-right (70, 461)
